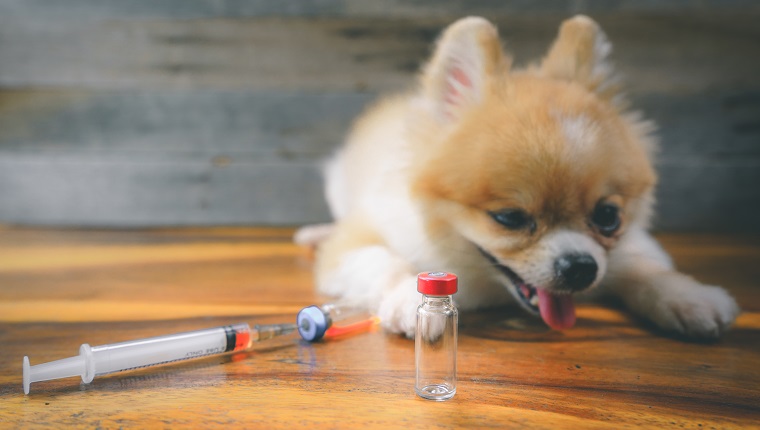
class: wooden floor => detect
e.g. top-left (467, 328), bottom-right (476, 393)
top-left (0, 227), bottom-right (758, 428)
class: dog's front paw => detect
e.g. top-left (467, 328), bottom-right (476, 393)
top-left (650, 275), bottom-right (740, 339)
top-left (377, 278), bottom-right (421, 338)
top-left (417, 312), bottom-right (450, 344)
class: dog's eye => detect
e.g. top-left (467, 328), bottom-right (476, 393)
top-left (591, 203), bottom-right (621, 236)
top-left (489, 209), bottom-right (535, 232)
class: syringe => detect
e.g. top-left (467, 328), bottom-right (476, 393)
top-left (23, 322), bottom-right (295, 395)
top-left (23, 302), bottom-right (379, 394)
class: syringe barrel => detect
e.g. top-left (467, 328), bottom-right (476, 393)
top-left (24, 322), bottom-right (300, 394)
top-left (90, 323), bottom-right (251, 376)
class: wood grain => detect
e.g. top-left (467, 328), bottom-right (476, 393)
top-left (1, 16), bottom-right (758, 92)
top-left (0, 155), bottom-right (331, 225)
top-left (0, 228), bottom-right (758, 428)
top-left (2, 0), bottom-right (755, 21)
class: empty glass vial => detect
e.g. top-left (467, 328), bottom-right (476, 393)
top-left (415, 271), bottom-right (458, 401)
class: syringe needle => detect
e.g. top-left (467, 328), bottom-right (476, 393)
top-left (252, 323), bottom-right (298, 341)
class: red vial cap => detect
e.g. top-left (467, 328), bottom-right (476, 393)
top-left (417, 272), bottom-right (458, 295)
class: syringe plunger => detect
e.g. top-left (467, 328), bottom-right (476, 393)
top-left (23, 344), bottom-right (94, 395)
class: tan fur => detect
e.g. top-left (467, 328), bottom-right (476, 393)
top-left (314, 214), bottom-right (382, 283)
top-left (299, 16), bottom-right (739, 339)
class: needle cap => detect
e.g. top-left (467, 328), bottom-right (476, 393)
top-left (297, 306), bottom-right (329, 342)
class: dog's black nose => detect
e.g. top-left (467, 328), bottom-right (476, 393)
top-left (554, 253), bottom-right (598, 292)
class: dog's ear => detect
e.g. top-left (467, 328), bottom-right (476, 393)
top-left (540, 15), bottom-right (620, 100)
top-left (421, 17), bottom-right (509, 121)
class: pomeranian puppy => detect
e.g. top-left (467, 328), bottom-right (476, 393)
top-left (296, 16), bottom-right (739, 339)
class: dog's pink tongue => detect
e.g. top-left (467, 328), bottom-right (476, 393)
top-left (537, 288), bottom-right (576, 330)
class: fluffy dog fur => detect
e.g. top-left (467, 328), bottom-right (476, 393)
top-left (296, 16), bottom-right (739, 339)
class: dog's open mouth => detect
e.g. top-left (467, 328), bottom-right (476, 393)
top-left (477, 247), bottom-right (576, 330)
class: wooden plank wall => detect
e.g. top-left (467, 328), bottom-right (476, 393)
top-left (0, 1), bottom-right (758, 232)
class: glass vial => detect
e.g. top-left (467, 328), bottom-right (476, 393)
top-left (415, 271), bottom-right (458, 401)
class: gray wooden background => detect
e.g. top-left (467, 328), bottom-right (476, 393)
top-left (1, 1), bottom-right (758, 232)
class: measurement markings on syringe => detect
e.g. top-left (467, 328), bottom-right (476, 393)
top-left (185, 347), bottom-right (225, 358)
